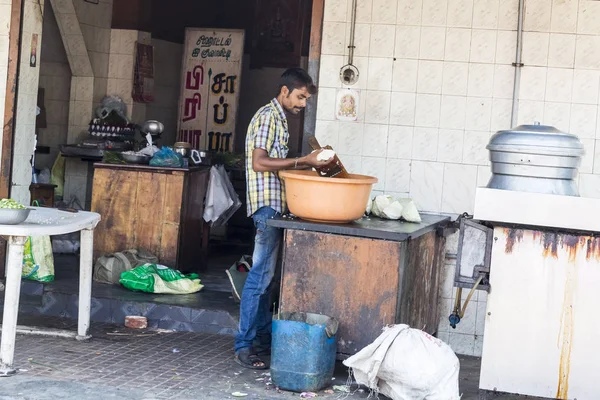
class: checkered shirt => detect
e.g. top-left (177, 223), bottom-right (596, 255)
top-left (245, 98), bottom-right (289, 217)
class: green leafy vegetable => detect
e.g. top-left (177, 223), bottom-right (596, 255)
top-left (0, 198), bottom-right (26, 209)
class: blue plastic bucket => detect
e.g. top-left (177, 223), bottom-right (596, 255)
top-left (271, 312), bottom-right (339, 392)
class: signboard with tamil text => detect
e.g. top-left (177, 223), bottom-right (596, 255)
top-left (177, 28), bottom-right (244, 152)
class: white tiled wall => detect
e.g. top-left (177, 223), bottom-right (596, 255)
top-left (318, 0), bottom-right (517, 216)
top-left (107, 29), bottom-right (149, 122)
top-left (435, 231), bottom-right (488, 356)
top-left (53, 0), bottom-right (113, 208)
top-left (34, 3), bottom-right (160, 207)
top-left (516, 0), bottom-right (600, 194)
top-left (73, 0), bottom-right (111, 107)
top-left (38, 1), bottom-right (71, 171)
top-left (318, 0), bottom-right (600, 356)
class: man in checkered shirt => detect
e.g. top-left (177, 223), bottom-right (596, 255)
top-left (234, 68), bottom-right (332, 369)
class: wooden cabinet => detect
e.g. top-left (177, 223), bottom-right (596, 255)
top-left (91, 163), bottom-right (210, 272)
top-left (270, 215), bottom-right (450, 359)
top-left (29, 183), bottom-right (57, 207)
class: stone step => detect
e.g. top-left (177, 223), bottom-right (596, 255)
top-left (2, 279), bottom-right (240, 336)
top-left (0, 293), bottom-right (43, 309)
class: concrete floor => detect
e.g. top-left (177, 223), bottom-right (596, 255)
top-left (0, 317), bottom-right (539, 400)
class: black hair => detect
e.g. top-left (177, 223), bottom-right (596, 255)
top-left (278, 68), bottom-right (318, 96)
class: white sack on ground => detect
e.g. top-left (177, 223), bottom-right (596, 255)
top-left (343, 324), bottom-right (460, 400)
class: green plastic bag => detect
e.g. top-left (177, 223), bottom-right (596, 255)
top-left (50, 153), bottom-right (65, 199)
top-left (22, 236), bottom-right (55, 282)
top-left (119, 264), bottom-right (203, 294)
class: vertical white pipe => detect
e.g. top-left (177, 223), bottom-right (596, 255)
top-left (77, 229), bottom-right (94, 340)
top-left (0, 236), bottom-right (27, 375)
top-left (510, 0), bottom-right (525, 127)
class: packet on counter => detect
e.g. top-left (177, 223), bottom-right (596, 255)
top-left (397, 198), bottom-right (422, 223)
top-left (367, 195), bottom-right (422, 223)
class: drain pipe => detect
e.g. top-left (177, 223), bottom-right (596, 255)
top-left (339, 0), bottom-right (359, 85)
top-left (347, 0), bottom-right (357, 66)
top-left (510, 0), bottom-right (525, 127)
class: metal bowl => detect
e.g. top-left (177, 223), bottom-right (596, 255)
top-left (173, 142), bottom-right (192, 158)
top-left (121, 153), bottom-right (151, 164)
top-left (0, 208), bottom-right (31, 225)
top-left (140, 120), bottom-right (164, 135)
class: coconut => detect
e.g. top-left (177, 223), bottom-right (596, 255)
top-left (371, 195), bottom-right (392, 218)
top-left (397, 198), bottom-right (422, 223)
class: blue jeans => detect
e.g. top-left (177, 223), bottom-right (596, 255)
top-left (234, 206), bottom-right (282, 353)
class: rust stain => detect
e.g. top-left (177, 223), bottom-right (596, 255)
top-left (561, 235), bottom-right (579, 263)
top-left (528, 230), bottom-right (600, 262)
top-left (556, 260), bottom-right (576, 400)
top-left (502, 228), bottom-right (597, 398)
top-left (542, 232), bottom-right (559, 259)
top-left (504, 228), bottom-right (524, 253)
top-left (586, 237), bottom-right (600, 261)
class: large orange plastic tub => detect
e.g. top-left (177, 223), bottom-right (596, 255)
top-left (279, 170), bottom-right (378, 224)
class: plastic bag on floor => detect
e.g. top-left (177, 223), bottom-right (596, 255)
top-left (94, 248), bottom-right (159, 285)
top-left (22, 236), bottom-right (55, 282)
top-left (343, 324), bottom-right (460, 400)
top-left (119, 263), bottom-right (203, 294)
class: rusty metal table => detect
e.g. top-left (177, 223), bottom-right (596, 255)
top-left (268, 213), bottom-right (451, 359)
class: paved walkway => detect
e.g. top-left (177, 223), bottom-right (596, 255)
top-left (0, 318), bottom-right (529, 400)
top-left (0, 319), bottom-right (368, 400)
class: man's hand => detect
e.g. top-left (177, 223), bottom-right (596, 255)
top-left (252, 148), bottom-right (334, 173)
top-left (301, 149), bottom-right (334, 169)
